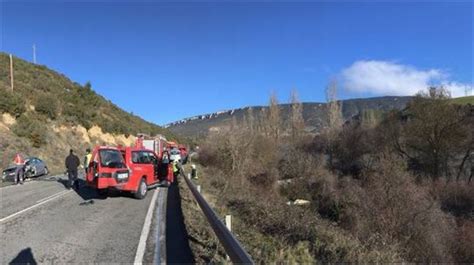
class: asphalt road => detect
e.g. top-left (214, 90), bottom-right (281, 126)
top-left (0, 174), bottom-right (167, 264)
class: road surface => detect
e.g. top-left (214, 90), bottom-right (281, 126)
top-left (0, 174), bottom-right (167, 264)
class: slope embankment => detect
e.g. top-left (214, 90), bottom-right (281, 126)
top-left (1, 113), bottom-right (135, 174)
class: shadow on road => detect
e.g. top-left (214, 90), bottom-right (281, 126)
top-left (166, 178), bottom-right (195, 264)
top-left (9, 247), bottom-right (37, 265)
top-left (55, 178), bottom-right (132, 202)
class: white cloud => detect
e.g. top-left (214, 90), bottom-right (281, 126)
top-left (340, 60), bottom-right (472, 97)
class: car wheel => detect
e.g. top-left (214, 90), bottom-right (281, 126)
top-left (44, 167), bottom-right (49, 176)
top-left (134, 178), bottom-right (147, 200)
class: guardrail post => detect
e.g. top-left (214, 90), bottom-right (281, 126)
top-left (225, 215), bottom-right (232, 261)
top-left (191, 164), bottom-right (197, 179)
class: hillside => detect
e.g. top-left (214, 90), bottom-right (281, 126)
top-left (167, 96), bottom-right (414, 138)
top-left (0, 53), bottom-right (175, 173)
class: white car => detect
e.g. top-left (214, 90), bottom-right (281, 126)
top-left (170, 148), bottom-right (181, 162)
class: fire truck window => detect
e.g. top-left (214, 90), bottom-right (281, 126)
top-left (141, 152), bottom-right (152, 164)
top-left (132, 152), bottom-right (140, 163)
top-left (148, 152), bottom-right (157, 164)
top-left (132, 151), bottom-right (152, 164)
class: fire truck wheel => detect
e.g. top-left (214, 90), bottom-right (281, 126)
top-left (135, 178), bottom-right (147, 199)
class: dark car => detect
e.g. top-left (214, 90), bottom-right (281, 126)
top-left (2, 165), bottom-right (20, 182)
top-left (1, 157), bottom-right (49, 182)
top-left (24, 157), bottom-right (49, 178)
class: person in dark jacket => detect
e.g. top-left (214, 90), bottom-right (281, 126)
top-left (65, 149), bottom-right (80, 189)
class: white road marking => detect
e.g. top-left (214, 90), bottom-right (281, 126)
top-left (134, 188), bottom-right (159, 265)
top-left (36, 189), bottom-right (70, 203)
top-left (0, 189), bottom-right (72, 223)
top-left (154, 188), bottom-right (167, 264)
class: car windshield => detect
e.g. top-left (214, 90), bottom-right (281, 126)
top-left (170, 149), bottom-right (180, 155)
top-left (99, 149), bottom-right (125, 168)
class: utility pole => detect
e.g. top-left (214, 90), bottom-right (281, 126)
top-left (33, 44), bottom-right (36, 64)
top-left (9, 54), bottom-right (14, 91)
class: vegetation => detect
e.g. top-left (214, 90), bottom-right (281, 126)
top-left (12, 113), bottom-right (47, 148)
top-left (189, 87), bottom-right (473, 263)
top-left (450, 95), bottom-right (474, 105)
top-left (0, 53), bottom-right (177, 145)
top-left (0, 89), bottom-right (26, 117)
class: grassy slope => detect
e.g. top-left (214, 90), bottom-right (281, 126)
top-left (0, 52), bottom-right (175, 139)
top-left (0, 52), bottom-right (179, 174)
top-left (451, 96), bottom-right (474, 105)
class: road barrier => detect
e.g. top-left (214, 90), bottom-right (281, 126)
top-left (179, 165), bottom-right (254, 264)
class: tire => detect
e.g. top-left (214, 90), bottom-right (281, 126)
top-left (44, 167), bottom-right (49, 176)
top-left (24, 170), bottom-right (32, 179)
top-left (134, 178), bottom-right (147, 200)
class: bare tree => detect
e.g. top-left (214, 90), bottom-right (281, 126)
top-left (246, 107), bottom-right (255, 134)
top-left (268, 91), bottom-right (281, 141)
top-left (290, 89), bottom-right (305, 141)
top-left (326, 79), bottom-right (343, 131)
top-left (325, 79), bottom-right (343, 169)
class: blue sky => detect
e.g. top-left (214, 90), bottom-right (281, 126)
top-left (1, 1), bottom-right (472, 125)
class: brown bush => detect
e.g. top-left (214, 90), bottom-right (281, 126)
top-left (434, 181), bottom-right (474, 219)
top-left (339, 155), bottom-right (455, 262)
top-left (452, 219), bottom-right (474, 262)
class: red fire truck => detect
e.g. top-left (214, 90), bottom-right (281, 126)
top-left (136, 134), bottom-right (168, 160)
top-left (86, 145), bottom-right (173, 199)
top-left (178, 144), bottom-right (188, 164)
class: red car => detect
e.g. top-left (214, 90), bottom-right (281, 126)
top-left (86, 146), bottom-right (173, 199)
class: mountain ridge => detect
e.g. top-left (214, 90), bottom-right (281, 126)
top-left (167, 96), bottom-right (414, 138)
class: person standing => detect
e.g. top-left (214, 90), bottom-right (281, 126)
top-left (84, 148), bottom-right (92, 175)
top-left (65, 149), bottom-right (80, 189)
top-left (13, 153), bottom-right (25, 185)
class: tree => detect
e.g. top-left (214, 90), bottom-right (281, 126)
top-left (326, 79), bottom-right (343, 131)
top-left (35, 94), bottom-right (58, 120)
top-left (268, 91), bottom-right (281, 141)
top-left (403, 87), bottom-right (471, 180)
top-left (325, 80), bottom-right (343, 169)
top-left (289, 89), bottom-right (305, 141)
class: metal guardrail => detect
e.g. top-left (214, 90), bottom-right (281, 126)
top-left (179, 165), bottom-right (254, 264)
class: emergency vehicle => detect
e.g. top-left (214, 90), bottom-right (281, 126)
top-left (178, 144), bottom-right (188, 163)
top-left (86, 145), bottom-right (173, 199)
top-left (135, 134), bottom-right (168, 159)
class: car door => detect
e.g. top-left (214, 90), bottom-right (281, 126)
top-left (141, 152), bottom-right (155, 184)
top-left (131, 151), bottom-right (151, 183)
top-left (36, 159), bottom-right (45, 175)
top-left (147, 152), bottom-right (159, 182)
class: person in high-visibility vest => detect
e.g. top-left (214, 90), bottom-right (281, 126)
top-left (13, 154), bottom-right (25, 185)
top-left (172, 160), bottom-right (179, 178)
top-left (84, 148), bottom-right (92, 175)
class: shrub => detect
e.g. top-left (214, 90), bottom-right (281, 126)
top-left (35, 93), bottom-right (59, 119)
top-left (12, 114), bottom-right (47, 148)
top-left (339, 156), bottom-right (455, 262)
top-left (0, 89), bottom-right (26, 117)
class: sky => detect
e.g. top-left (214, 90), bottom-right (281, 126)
top-left (1, 1), bottom-right (472, 125)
